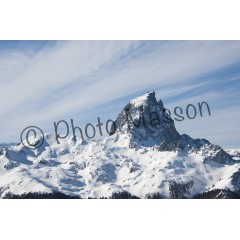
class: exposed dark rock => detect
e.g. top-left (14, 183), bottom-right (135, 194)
top-left (168, 180), bottom-right (194, 199)
top-left (193, 189), bottom-right (240, 199)
top-left (111, 91), bottom-right (233, 165)
top-left (3, 191), bottom-right (80, 199)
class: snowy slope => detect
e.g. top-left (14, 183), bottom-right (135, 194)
top-left (0, 92), bottom-right (239, 198)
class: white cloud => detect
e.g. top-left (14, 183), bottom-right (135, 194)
top-left (0, 40), bottom-right (240, 148)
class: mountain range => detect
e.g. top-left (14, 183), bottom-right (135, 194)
top-left (0, 92), bottom-right (239, 198)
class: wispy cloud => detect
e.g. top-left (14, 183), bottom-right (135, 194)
top-left (0, 40), bottom-right (240, 148)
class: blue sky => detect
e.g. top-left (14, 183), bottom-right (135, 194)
top-left (0, 40), bottom-right (240, 148)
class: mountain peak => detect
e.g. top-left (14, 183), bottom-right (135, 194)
top-left (111, 92), bottom-right (233, 165)
top-left (129, 91), bottom-right (157, 108)
top-left (113, 92), bottom-right (180, 147)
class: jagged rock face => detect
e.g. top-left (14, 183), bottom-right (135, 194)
top-left (112, 92), bottom-right (180, 147)
top-left (112, 92), bottom-right (233, 164)
top-left (158, 134), bottom-right (233, 164)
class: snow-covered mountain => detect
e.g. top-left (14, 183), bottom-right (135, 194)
top-left (0, 92), bottom-right (239, 198)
